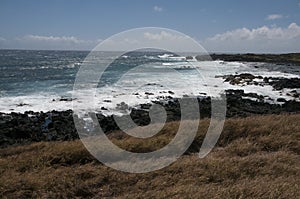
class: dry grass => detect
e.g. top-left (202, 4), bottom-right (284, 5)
top-left (0, 114), bottom-right (300, 198)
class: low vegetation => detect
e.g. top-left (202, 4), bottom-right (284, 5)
top-left (0, 114), bottom-right (300, 198)
top-left (196, 53), bottom-right (300, 64)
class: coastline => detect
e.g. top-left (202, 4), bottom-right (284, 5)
top-left (1, 53), bottom-right (300, 146)
top-left (2, 0), bottom-right (300, 196)
top-left (208, 53), bottom-right (300, 65)
top-left (1, 88), bottom-right (300, 147)
top-left (1, 51), bottom-right (300, 147)
top-left (1, 53), bottom-right (300, 197)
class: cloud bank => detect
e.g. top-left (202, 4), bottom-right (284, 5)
top-left (17, 35), bottom-right (96, 50)
top-left (21, 35), bottom-right (84, 43)
top-left (0, 35), bottom-right (97, 50)
top-left (144, 31), bottom-right (188, 41)
top-left (96, 29), bottom-right (201, 52)
top-left (1, 23), bottom-right (300, 53)
top-left (203, 23), bottom-right (300, 53)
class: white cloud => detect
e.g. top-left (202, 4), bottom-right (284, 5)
top-left (95, 28), bottom-right (201, 52)
top-left (266, 14), bottom-right (283, 20)
top-left (144, 31), bottom-right (187, 41)
top-left (203, 23), bottom-right (300, 53)
top-left (153, 6), bottom-right (163, 12)
top-left (12, 35), bottom-right (97, 50)
top-left (207, 23), bottom-right (300, 41)
top-left (20, 35), bottom-right (86, 44)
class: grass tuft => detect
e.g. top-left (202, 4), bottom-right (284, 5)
top-left (0, 114), bottom-right (300, 198)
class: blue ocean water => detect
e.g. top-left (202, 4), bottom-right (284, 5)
top-left (0, 50), bottom-right (183, 97)
top-left (0, 50), bottom-right (87, 97)
top-left (0, 49), bottom-right (299, 114)
top-left (0, 50), bottom-right (197, 113)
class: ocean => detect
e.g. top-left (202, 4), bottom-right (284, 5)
top-left (0, 49), bottom-right (299, 115)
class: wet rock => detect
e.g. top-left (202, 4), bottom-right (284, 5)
top-left (1, 88), bottom-right (300, 147)
top-left (146, 83), bottom-right (159, 86)
top-left (145, 92), bottom-right (154, 95)
top-left (268, 78), bottom-right (300, 90)
top-left (16, 103), bottom-right (30, 107)
top-left (116, 102), bottom-right (129, 110)
top-left (140, 103), bottom-right (152, 110)
top-left (59, 98), bottom-right (76, 102)
top-left (223, 73), bottom-right (255, 85)
top-left (277, 98), bottom-right (287, 102)
top-left (221, 75), bottom-right (300, 99)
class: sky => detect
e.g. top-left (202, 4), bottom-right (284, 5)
top-left (0, 0), bottom-right (300, 53)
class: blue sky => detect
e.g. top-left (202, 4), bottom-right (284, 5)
top-left (0, 0), bottom-right (300, 53)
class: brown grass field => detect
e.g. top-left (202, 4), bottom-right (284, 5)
top-left (0, 114), bottom-right (300, 198)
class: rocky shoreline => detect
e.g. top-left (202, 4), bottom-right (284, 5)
top-left (1, 71), bottom-right (300, 147)
top-left (1, 87), bottom-right (300, 147)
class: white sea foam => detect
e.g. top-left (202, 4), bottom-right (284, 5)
top-left (0, 61), bottom-right (299, 114)
top-left (0, 94), bottom-right (73, 113)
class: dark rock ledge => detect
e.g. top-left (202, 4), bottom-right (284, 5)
top-left (1, 90), bottom-right (300, 147)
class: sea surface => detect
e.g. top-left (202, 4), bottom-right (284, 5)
top-left (0, 49), bottom-right (299, 115)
